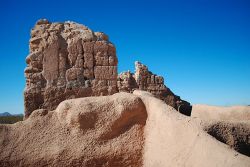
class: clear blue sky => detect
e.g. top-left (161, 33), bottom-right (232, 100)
top-left (0, 0), bottom-right (249, 114)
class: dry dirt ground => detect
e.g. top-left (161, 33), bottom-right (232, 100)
top-left (192, 104), bottom-right (250, 157)
top-left (0, 91), bottom-right (249, 167)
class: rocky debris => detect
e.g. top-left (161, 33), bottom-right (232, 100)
top-left (118, 61), bottom-right (192, 116)
top-left (117, 70), bottom-right (138, 92)
top-left (24, 19), bottom-right (118, 118)
top-left (24, 19), bottom-right (191, 118)
top-left (1, 92), bottom-right (250, 166)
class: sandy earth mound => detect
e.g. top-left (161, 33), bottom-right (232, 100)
top-left (192, 104), bottom-right (250, 157)
top-left (0, 91), bottom-right (250, 167)
top-left (192, 104), bottom-right (250, 121)
top-left (0, 93), bottom-right (146, 166)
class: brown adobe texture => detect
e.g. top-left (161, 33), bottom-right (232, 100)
top-left (118, 61), bottom-right (192, 116)
top-left (24, 19), bottom-right (191, 118)
top-left (1, 91), bottom-right (249, 166)
top-left (24, 19), bottom-right (118, 118)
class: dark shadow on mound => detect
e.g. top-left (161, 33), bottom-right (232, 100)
top-left (205, 122), bottom-right (250, 157)
top-left (99, 99), bottom-right (147, 141)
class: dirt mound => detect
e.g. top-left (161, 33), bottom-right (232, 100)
top-left (134, 91), bottom-right (250, 167)
top-left (1, 91), bottom-right (249, 166)
top-left (204, 121), bottom-right (250, 156)
top-left (192, 104), bottom-right (250, 157)
top-left (0, 93), bottom-right (146, 166)
top-left (192, 104), bottom-right (250, 121)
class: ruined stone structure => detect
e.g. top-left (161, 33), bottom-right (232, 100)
top-left (24, 19), bottom-right (117, 118)
top-left (24, 19), bottom-right (191, 118)
top-left (118, 62), bottom-right (192, 116)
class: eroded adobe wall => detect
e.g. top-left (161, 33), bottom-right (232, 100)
top-left (24, 19), bottom-right (118, 118)
top-left (117, 62), bottom-right (192, 116)
top-left (24, 19), bottom-right (191, 118)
